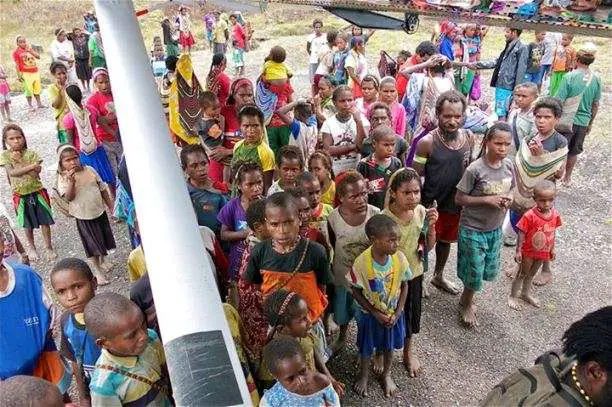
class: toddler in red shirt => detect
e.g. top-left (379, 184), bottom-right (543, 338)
top-left (508, 180), bottom-right (562, 310)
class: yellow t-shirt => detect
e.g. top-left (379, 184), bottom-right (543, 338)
top-left (213, 20), bottom-right (228, 44)
top-left (320, 180), bottom-right (336, 206)
top-left (127, 246), bottom-right (147, 282)
top-left (382, 206), bottom-right (426, 278)
top-left (232, 140), bottom-right (275, 172)
top-left (262, 60), bottom-right (292, 81)
top-left (47, 84), bottom-right (68, 131)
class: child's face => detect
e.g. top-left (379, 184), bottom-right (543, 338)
top-left (61, 151), bottom-right (81, 172)
top-left (372, 227), bottom-right (400, 256)
top-left (184, 151), bottom-right (209, 184)
top-left (379, 83), bottom-right (397, 105)
top-left (274, 353), bottom-right (316, 395)
top-left (203, 101), bottom-right (221, 118)
top-left (51, 268), bottom-right (96, 314)
top-left (486, 131), bottom-right (512, 161)
top-left (391, 179), bottom-right (421, 210)
top-left (340, 180), bottom-right (368, 214)
top-left (98, 305), bottom-right (149, 357)
top-left (285, 298), bottom-right (311, 338)
top-left (240, 115), bottom-right (263, 145)
top-left (54, 68), bottom-right (67, 85)
top-left (561, 34), bottom-right (573, 47)
top-left (373, 133), bottom-right (396, 160)
top-left (534, 188), bottom-right (555, 214)
top-left (295, 196), bottom-right (312, 227)
top-left (361, 81), bottom-right (378, 102)
top-left (253, 220), bottom-right (270, 240)
top-left (300, 179), bottom-right (322, 210)
top-left (308, 158), bottom-right (328, 184)
top-left (535, 31), bottom-right (546, 42)
top-left (513, 87), bottom-right (537, 110)
top-left (4, 130), bottom-right (25, 151)
top-left (279, 158), bottom-right (302, 187)
top-left (465, 26), bottom-right (477, 38)
top-left (534, 107), bottom-right (558, 135)
top-left (334, 90), bottom-right (354, 115)
top-left (239, 170), bottom-right (264, 201)
top-left (313, 23), bottom-right (322, 35)
top-left (95, 74), bottom-right (111, 95)
top-left (370, 108), bottom-right (391, 130)
top-left (17, 38), bottom-right (27, 49)
top-left (335, 37), bottom-right (347, 51)
top-left (265, 205), bottom-right (300, 246)
top-left (397, 56), bottom-right (407, 66)
top-left (317, 80), bottom-right (332, 99)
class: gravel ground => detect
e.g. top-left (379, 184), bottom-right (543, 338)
top-left (1, 32), bottom-right (610, 406)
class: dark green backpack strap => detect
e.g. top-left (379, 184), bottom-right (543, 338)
top-left (538, 352), bottom-right (589, 407)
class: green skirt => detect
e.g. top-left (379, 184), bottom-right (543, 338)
top-left (166, 43), bottom-right (180, 57)
top-left (91, 55), bottom-right (107, 69)
top-left (57, 129), bottom-right (68, 144)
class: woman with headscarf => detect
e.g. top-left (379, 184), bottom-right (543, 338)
top-left (206, 53), bottom-right (231, 106)
top-left (208, 78), bottom-right (255, 183)
top-left (50, 28), bottom-right (77, 84)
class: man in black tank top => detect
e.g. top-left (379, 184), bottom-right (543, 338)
top-left (413, 90), bottom-right (473, 295)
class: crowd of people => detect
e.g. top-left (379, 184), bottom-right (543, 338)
top-left (0, 5), bottom-right (608, 407)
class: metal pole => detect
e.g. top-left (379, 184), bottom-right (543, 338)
top-left (93, 1), bottom-right (251, 405)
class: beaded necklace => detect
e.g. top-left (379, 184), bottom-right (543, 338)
top-left (571, 362), bottom-right (594, 406)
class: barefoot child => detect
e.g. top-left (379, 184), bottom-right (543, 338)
top-left (455, 123), bottom-right (515, 327)
top-left (56, 145), bottom-right (115, 285)
top-left (260, 337), bottom-right (341, 406)
top-left (508, 180), bottom-right (561, 310)
top-left (308, 151), bottom-right (336, 206)
top-left (0, 64), bottom-right (12, 123)
top-left (195, 91), bottom-right (229, 182)
top-left (50, 258), bottom-right (101, 406)
top-left (262, 289), bottom-right (344, 395)
top-left (47, 62), bottom-right (69, 144)
top-left (350, 214), bottom-right (411, 397)
top-left (328, 171), bottom-right (379, 352)
top-left (297, 171), bottom-right (333, 234)
top-left (356, 125), bottom-right (402, 210)
top-left (383, 168), bottom-right (438, 377)
top-left (267, 145), bottom-right (304, 196)
top-left (0, 125), bottom-right (56, 260)
top-left (85, 293), bottom-right (172, 406)
top-left (219, 162), bottom-right (264, 280)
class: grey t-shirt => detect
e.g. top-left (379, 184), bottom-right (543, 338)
top-left (456, 157), bottom-right (515, 232)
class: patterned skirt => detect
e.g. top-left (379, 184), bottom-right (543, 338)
top-left (12, 189), bottom-right (54, 229)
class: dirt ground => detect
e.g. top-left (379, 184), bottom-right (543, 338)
top-left (1, 23), bottom-right (610, 406)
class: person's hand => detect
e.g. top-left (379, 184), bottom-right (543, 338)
top-left (33, 164), bottom-right (42, 175)
top-left (514, 251), bottom-right (522, 263)
top-left (330, 377), bottom-right (345, 398)
top-left (528, 138), bottom-right (545, 156)
top-left (484, 195), bottom-right (507, 209)
top-left (386, 312), bottom-right (400, 327)
top-left (550, 250), bottom-right (556, 261)
top-left (67, 168), bottom-right (77, 181)
top-left (373, 310), bottom-right (390, 326)
top-left (426, 207), bottom-right (439, 225)
top-left (313, 94), bottom-right (321, 108)
top-left (427, 54), bottom-right (447, 67)
top-left (210, 146), bottom-right (231, 161)
top-left (351, 107), bottom-right (361, 122)
top-left (20, 253), bottom-right (30, 266)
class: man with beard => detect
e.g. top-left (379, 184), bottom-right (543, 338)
top-left (481, 306), bottom-right (612, 406)
top-left (412, 90), bottom-right (474, 295)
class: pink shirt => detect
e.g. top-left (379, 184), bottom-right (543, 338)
top-left (63, 105), bottom-right (99, 151)
top-left (86, 92), bottom-right (118, 142)
top-left (232, 24), bottom-right (246, 50)
top-left (390, 101), bottom-right (407, 137)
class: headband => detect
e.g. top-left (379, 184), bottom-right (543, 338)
top-left (383, 167), bottom-right (420, 210)
top-left (230, 78), bottom-right (252, 96)
top-left (92, 67), bottom-right (108, 82)
top-left (278, 292), bottom-right (297, 317)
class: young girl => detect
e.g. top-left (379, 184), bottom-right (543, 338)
top-left (176, 5), bottom-right (195, 54)
top-left (345, 37), bottom-right (368, 98)
top-left (0, 125), bottom-right (55, 260)
top-left (379, 76), bottom-right (407, 138)
top-left (383, 168), bottom-right (438, 377)
top-left (509, 180), bottom-right (561, 310)
top-left (56, 145), bottom-right (115, 285)
top-left (0, 64), bottom-right (12, 123)
top-left (218, 162), bottom-right (264, 280)
top-left (262, 289), bottom-right (344, 396)
top-left (267, 145), bottom-right (303, 196)
top-left (286, 187), bottom-right (329, 254)
top-left (297, 171), bottom-right (333, 235)
top-left (332, 33), bottom-right (350, 86)
top-left (321, 86), bottom-right (368, 176)
top-left (260, 337), bottom-right (341, 407)
top-left (458, 24), bottom-right (484, 100)
top-left (308, 150), bottom-right (335, 207)
top-left (313, 76), bottom-right (337, 126)
top-left (455, 122), bottom-right (515, 327)
top-left (355, 75), bottom-right (379, 117)
top-left (350, 214), bottom-right (411, 397)
top-left (47, 62), bottom-right (69, 144)
top-left (327, 171), bottom-right (379, 351)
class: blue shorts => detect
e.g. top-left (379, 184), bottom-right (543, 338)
top-left (494, 88), bottom-right (513, 118)
top-left (457, 226), bottom-right (503, 291)
top-left (525, 68), bottom-right (545, 86)
top-left (332, 285), bottom-right (355, 326)
top-left (509, 210), bottom-right (522, 234)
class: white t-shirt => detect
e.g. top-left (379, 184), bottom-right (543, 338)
top-left (315, 48), bottom-right (334, 75)
top-left (321, 114), bottom-right (370, 175)
top-left (307, 33), bottom-right (328, 65)
top-left (344, 51), bottom-right (368, 89)
top-left (50, 39), bottom-right (74, 67)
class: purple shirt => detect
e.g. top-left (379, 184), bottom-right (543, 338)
top-left (217, 198), bottom-right (248, 279)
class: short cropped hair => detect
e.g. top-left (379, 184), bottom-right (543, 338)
top-left (180, 144), bottom-right (208, 169)
top-left (435, 90), bottom-right (467, 115)
top-left (534, 96), bottom-right (563, 118)
top-left (336, 171), bottom-right (364, 198)
top-left (246, 198), bottom-right (267, 230)
top-left (276, 145), bottom-right (304, 169)
top-left (365, 213), bottom-right (399, 240)
top-left (263, 336), bottom-right (305, 376)
top-left (415, 41), bottom-right (437, 57)
top-left (266, 191), bottom-right (298, 214)
top-left (0, 375), bottom-right (63, 407)
top-left (51, 257), bottom-right (94, 281)
top-left (84, 292), bottom-right (139, 339)
top-left (200, 91), bottom-right (219, 110)
top-left (238, 105), bottom-right (265, 126)
top-left (371, 125), bottom-right (395, 143)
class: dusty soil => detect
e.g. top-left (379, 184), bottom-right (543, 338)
top-left (1, 27), bottom-right (610, 406)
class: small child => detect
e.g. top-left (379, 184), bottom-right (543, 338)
top-left (509, 180), bottom-right (561, 310)
top-left (262, 45), bottom-right (293, 87)
top-left (262, 289), bottom-right (344, 396)
top-left (267, 145), bottom-right (304, 196)
top-left (350, 214), bottom-right (412, 397)
top-left (196, 91), bottom-right (229, 171)
top-left (276, 99), bottom-right (318, 162)
top-left (327, 171), bottom-right (380, 351)
top-left (159, 56), bottom-right (177, 122)
top-left (176, 5), bottom-right (195, 54)
top-left (356, 125), bottom-right (402, 210)
top-left (525, 31), bottom-right (546, 88)
top-left (286, 187), bottom-right (329, 253)
top-left (314, 76), bottom-right (337, 125)
top-left (0, 64), bottom-right (13, 123)
top-left (549, 33), bottom-right (576, 96)
top-left (0, 375), bottom-right (66, 407)
top-left (313, 30), bottom-right (338, 95)
top-left (297, 171), bottom-right (333, 234)
top-left (332, 32), bottom-right (350, 85)
top-left (229, 12), bottom-right (247, 76)
top-left (455, 122), bottom-right (515, 328)
top-left (378, 77), bottom-right (406, 138)
top-left (56, 145), bottom-right (115, 285)
top-left (230, 106), bottom-right (275, 191)
top-left (219, 162), bottom-right (264, 280)
top-left (50, 257), bottom-right (101, 406)
top-left (260, 337), bottom-right (341, 407)
top-left (355, 75), bottom-right (379, 117)
top-left (150, 44), bottom-right (166, 87)
top-left (48, 62), bottom-right (69, 144)
top-left (308, 150), bottom-right (336, 207)
top-left (0, 124), bottom-right (56, 260)
top-left (85, 293), bottom-right (172, 406)
top-left (181, 144), bottom-right (228, 234)
top-left (507, 82), bottom-right (539, 157)
top-left (457, 23), bottom-right (484, 100)
top-left (383, 168), bottom-right (438, 377)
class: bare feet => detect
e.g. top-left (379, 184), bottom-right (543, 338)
top-left (382, 375), bottom-right (398, 397)
top-left (561, 178), bottom-right (572, 188)
top-left (533, 271), bottom-right (553, 286)
top-left (507, 295), bottom-right (521, 310)
top-left (422, 278), bottom-right (430, 298)
top-left (460, 302), bottom-right (478, 327)
top-left (521, 293), bottom-right (541, 308)
top-left (46, 249), bottom-right (58, 261)
top-left (95, 270), bottom-right (110, 286)
top-left (371, 353), bottom-right (384, 375)
top-left (403, 352), bottom-right (423, 377)
top-left (27, 248), bottom-right (39, 261)
top-left (330, 337), bottom-right (346, 355)
top-left (99, 261), bottom-right (112, 273)
top-left (353, 375), bottom-right (369, 397)
top-left (505, 267), bottom-right (518, 279)
top-left (431, 276), bottom-right (459, 295)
